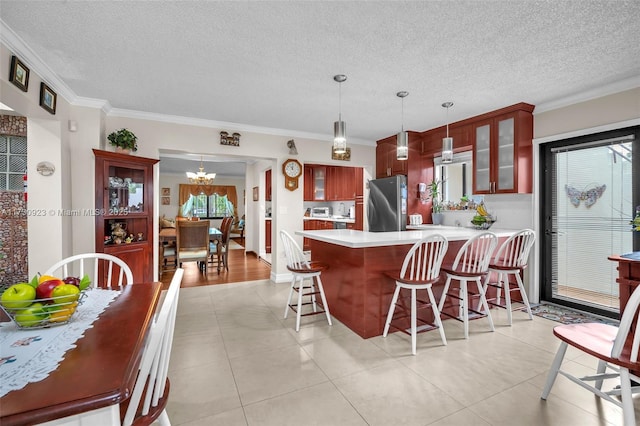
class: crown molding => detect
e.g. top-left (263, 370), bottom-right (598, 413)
top-left (109, 107), bottom-right (375, 146)
top-left (535, 75), bottom-right (640, 114)
top-left (0, 19), bottom-right (79, 105)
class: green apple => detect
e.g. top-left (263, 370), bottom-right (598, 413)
top-left (51, 284), bottom-right (80, 305)
top-left (14, 302), bottom-right (49, 327)
top-left (1, 283), bottom-right (37, 309)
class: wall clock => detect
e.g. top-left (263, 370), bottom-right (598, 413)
top-left (282, 158), bottom-right (302, 191)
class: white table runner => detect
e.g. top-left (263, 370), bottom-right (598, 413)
top-left (0, 288), bottom-right (120, 397)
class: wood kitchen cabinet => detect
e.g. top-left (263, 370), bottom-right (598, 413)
top-left (93, 149), bottom-right (159, 284)
top-left (265, 169), bottom-right (272, 201)
top-left (472, 104), bottom-right (534, 194)
top-left (305, 165), bottom-right (356, 201)
top-left (265, 219), bottom-right (272, 253)
top-left (375, 137), bottom-right (407, 178)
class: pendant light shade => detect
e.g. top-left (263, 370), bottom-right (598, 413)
top-left (396, 91), bottom-right (409, 160)
top-left (441, 102), bottom-right (454, 164)
top-left (333, 75), bottom-right (347, 154)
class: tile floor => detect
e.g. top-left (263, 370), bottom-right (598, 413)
top-left (166, 279), bottom-right (637, 425)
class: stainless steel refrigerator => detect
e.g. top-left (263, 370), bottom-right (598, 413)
top-left (367, 175), bottom-right (407, 232)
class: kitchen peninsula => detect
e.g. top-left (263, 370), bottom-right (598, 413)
top-left (296, 227), bottom-right (517, 338)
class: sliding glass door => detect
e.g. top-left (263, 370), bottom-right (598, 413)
top-left (540, 126), bottom-right (639, 317)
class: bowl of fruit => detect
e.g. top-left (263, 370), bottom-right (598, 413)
top-left (0, 274), bottom-right (91, 328)
top-left (471, 203), bottom-right (496, 230)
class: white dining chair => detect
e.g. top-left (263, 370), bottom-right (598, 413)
top-left (44, 252), bottom-right (133, 289)
top-left (121, 267), bottom-right (184, 426)
top-left (438, 232), bottom-right (498, 339)
top-left (383, 234), bottom-right (449, 355)
top-left (541, 281), bottom-right (640, 426)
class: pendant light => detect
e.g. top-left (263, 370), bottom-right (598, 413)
top-left (441, 101), bottom-right (454, 164)
top-left (396, 91), bottom-right (409, 160)
top-left (333, 74), bottom-right (347, 154)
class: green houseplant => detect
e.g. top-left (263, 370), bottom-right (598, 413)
top-left (429, 179), bottom-right (444, 224)
top-left (107, 128), bottom-right (138, 152)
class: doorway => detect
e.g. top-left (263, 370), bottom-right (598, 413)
top-left (540, 126), bottom-right (639, 318)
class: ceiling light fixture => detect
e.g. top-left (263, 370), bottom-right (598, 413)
top-left (396, 91), bottom-right (409, 160)
top-left (186, 156), bottom-right (216, 185)
top-left (441, 102), bottom-right (454, 164)
top-left (333, 74), bottom-right (347, 154)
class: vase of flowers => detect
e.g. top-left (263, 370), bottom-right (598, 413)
top-left (107, 128), bottom-right (138, 153)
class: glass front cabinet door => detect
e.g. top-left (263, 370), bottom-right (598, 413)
top-left (472, 105), bottom-right (533, 194)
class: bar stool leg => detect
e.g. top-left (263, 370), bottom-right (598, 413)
top-left (411, 288), bottom-right (417, 355)
top-left (461, 280), bottom-right (469, 339)
top-left (475, 277), bottom-right (495, 332)
top-left (515, 273), bottom-right (534, 320)
top-left (296, 276), bottom-right (304, 332)
top-left (284, 277), bottom-right (295, 319)
top-left (383, 286), bottom-right (401, 337)
top-left (316, 275), bottom-right (332, 325)
top-left (427, 287), bottom-right (447, 346)
top-left (502, 272), bottom-right (513, 325)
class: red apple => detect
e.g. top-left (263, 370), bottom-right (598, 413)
top-left (35, 279), bottom-right (64, 300)
top-left (63, 276), bottom-right (80, 287)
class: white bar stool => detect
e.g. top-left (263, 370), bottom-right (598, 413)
top-left (280, 230), bottom-right (332, 332)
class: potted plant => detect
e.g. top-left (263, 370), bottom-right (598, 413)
top-left (429, 179), bottom-right (444, 225)
top-left (107, 128), bottom-right (138, 153)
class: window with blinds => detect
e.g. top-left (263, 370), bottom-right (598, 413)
top-left (548, 135), bottom-right (634, 313)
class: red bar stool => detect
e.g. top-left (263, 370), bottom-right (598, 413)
top-left (383, 234), bottom-right (449, 355)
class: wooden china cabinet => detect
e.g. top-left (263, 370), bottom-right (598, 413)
top-left (93, 149), bottom-right (159, 284)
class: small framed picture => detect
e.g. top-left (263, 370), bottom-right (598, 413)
top-left (39, 82), bottom-right (57, 114)
top-left (252, 186), bottom-right (259, 201)
top-left (331, 147), bottom-right (351, 161)
top-left (161, 187), bottom-right (170, 196)
top-left (161, 196), bottom-right (171, 205)
top-left (9, 56), bottom-right (29, 92)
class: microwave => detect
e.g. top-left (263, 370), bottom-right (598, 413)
top-left (311, 207), bottom-right (332, 218)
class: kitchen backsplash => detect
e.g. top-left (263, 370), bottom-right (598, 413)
top-left (439, 193), bottom-right (533, 229)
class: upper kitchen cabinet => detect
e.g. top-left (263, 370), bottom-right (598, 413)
top-left (375, 135), bottom-right (412, 178)
top-left (421, 124), bottom-right (472, 158)
top-left (303, 166), bottom-right (314, 201)
top-left (265, 169), bottom-right (272, 201)
top-left (472, 103), bottom-right (534, 194)
top-left (326, 166), bottom-right (356, 200)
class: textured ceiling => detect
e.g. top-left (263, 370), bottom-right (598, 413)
top-left (1, 1), bottom-right (639, 153)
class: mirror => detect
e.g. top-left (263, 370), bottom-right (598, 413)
top-left (434, 151), bottom-right (472, 204)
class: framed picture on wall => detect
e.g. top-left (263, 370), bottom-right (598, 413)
top-left (9, 55), bottom-right (29, 92)
top-left (161, 196), bottom-right (170, 205)
top-left (252, 186), bottom-right (259, 201)
top-left (161, 187), bottom-right (170, 196)
top-left (39, 82), bottom-right (57, 114)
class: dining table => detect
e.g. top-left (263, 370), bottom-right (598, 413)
top-left (0, 282), bottom-right (162, 426)
top-left (160, 226), bottom-right (224, 272)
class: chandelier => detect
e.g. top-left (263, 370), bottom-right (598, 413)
top-left (186, 157), bottom-right (216, 185)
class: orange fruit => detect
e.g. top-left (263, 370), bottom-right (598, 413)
top-left (38, 274), bottom-right (58, 285)
top-left (49, 306), bottom-right (74, 322)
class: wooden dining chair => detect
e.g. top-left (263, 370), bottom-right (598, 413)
top-left (176, 220), bottom-right (210, 272)
top-left (210, 216), bottom-right (233, 272)
top-left (383, 234), bottom-right (449, 355)
top-left (541, 282), bottom-right (640, 426)
top-left (121, 268), bottom-right (184, 426)
top-left (44, 252), bottom-right (133, 289)
top-left (438, 231), bottom-right (498, 339)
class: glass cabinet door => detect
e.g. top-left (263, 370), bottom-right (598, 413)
top-left (497, 117), bottom-right (515, 191)
top-left (474, 124), bottom-right (491, 192)
top-left (314, 167), bottom-right (325, 200)
top-left (106, 165), bottom-right (146, 215)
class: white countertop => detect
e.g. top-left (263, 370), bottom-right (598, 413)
top-left (296, 226), bottom-right (518, 248)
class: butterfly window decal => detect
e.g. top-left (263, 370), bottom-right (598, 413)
top-left (565, 184), bottom-right (606, 208)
